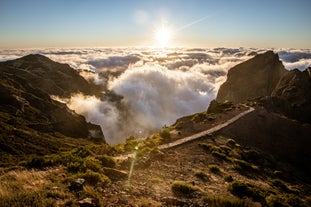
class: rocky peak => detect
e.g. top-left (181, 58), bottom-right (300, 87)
top-left (216, 51), bottom-right (287, 103)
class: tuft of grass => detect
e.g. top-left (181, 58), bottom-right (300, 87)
top-left (82, 157), bottom-right (103, 173)
top-left (78, 169), bottom-right (110, 186)
top-left (0, 191), bottom-right (54, 207)
top-left (266, 193), bottom-right (306, 207)
top-left (233, 159), bottom-right (256, 173)
top-left (194, 170), bottom-right (209, 181)
top-left (208, 164), bottom-right (221, 173)
top-left (159, 128), bottom-right (171, 141)
top-left (270, 179), bottom-right (298, 194)
top-left (227, 180), bottom-right (268, 204)
top-left (224, 175), bottom-right (234, 182)
top-left (96, 155), bottom-right (116, 168)
top-left (226, 138), bottom-right (236, 147)
top-left (171, 181), bottom-right (199, 197)
top-left (151, 177), bottom-right (163, 183)
top-left (203, 195), bottom-right (254, 207)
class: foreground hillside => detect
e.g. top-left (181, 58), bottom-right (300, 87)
top-left (0, 102), bottom-right (310, 206)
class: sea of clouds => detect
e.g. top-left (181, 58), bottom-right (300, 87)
top-left (0, 47), bottom-right (310, 144)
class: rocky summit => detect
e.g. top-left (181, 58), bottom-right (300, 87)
top-left (217, 51), bottom-right (286, 103)
top-left (217, 51), bottom-right (311, 123)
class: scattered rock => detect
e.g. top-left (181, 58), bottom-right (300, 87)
top-left (69, 178), bottom-right (85, 191)
top-left (103, 167), bottom-right (128, 181)
top-left (78, 197), bottom-right (95, 207)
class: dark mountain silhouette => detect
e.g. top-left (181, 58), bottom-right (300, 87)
top-left (0, 54), bottom-right (104, 165)
top-left (215, 51), bottom-right (311, 176)
top-left (217, 51), bottom-right (311, 124)
top-left (216, 51), bottom-right (286, 103)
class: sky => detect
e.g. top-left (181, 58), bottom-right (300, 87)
top-left (0, 0), bottom-right (310, 49)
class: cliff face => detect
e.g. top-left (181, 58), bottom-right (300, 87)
top-left (216, 51), bottom-right (311, 123)
top-left (262, 67), bottom-right (311, 123)
top-left (216, 51), bottom-right (286, 103)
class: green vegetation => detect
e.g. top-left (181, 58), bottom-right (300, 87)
top-left (224, 175), bottom-right (234, 182)
top-left (0, 191), bottom-right (54, 207)
top-left (171, 181), bottom-right (199, 197)
top-left (232, 159), bottom-right (256, 173)
top-left (96, 154), bottom-right (116, 168)
top-left (194, 170), bottom-right (209, 181)
top-left (228, 180), bottom-right (268, 204)
top-left (159, 128), bottom-right (171, 141)
top-left (198, 143), bottom-right (229, 161)
top-left (208, 164), bottom-right (221, 173)
top-left (203, 195), bottom-right (253, 207)
top-left (78, 170), bottom-right (110, 186)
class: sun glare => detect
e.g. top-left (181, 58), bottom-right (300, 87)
top-left (155, 27), bottom-right (172, 47)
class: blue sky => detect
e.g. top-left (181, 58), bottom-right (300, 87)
top-left (0, 0), bottom-right (310, 48)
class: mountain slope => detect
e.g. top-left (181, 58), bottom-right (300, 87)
top-left (0, 54), bottom-right (104, 166)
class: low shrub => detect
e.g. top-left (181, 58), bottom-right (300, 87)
top-left (233, 159), bottom-right (255, 173)
top-left (25, 156), bottom-right (54, 169)
top-left (96, 155), bottom-right (116, 168)
top-left (203, 195), bottom-right (253, 207)
top-left (226, 139), bottom-right (236, 147)
top-left (79, 170), bottom-right (110, 186)
top-left (224, 175), bottom-right (234, 182)
top-left (194, 170), bottom-right (209, 181)
top-left (208, 164), bottom-right (221, 173)
top-left (171, 181), bottom-right (199, 197)
top-left (159, 128), bottom-right (171, 140)
top-left (0, 191), bottom-right (54, 207)
top-left (228, 181), bottom-right (267, 204)
top-left (83, 157), bottom-right (102, 173)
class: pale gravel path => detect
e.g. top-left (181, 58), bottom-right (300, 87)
top-left (115, 106), bottom-right (255, 161)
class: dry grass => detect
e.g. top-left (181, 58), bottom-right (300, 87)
top-left (0, 168), bottom-right (57, 196)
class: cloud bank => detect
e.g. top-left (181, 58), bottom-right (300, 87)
top-left (1, 47), bottom-right (310, 144)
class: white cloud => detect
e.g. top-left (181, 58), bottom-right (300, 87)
top-left (1, 47), bottom-right (310, 143)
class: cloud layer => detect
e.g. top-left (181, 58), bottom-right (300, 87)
top-left (1, 47), bottom-right (310, 144)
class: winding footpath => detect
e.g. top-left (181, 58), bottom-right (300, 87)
top-left (115, 106), bottom-right (255, 161)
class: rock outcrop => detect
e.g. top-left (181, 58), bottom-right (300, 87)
top-left (216, 51), bottom-right (311, 123)
top-left (216, 51), bottom-right (286, 103)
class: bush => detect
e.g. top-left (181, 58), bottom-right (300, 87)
top-left (228, 181), bottom-right (267, 203)
top-left (66, 161), bottom-right (82, 173)
top-left (80, 170), bottom-right (110, 186)
top-left (208, 164), bottom-right (221, 173)
top-left (194, 170), bottom-right (209, 181)
top-left (159, 128), bottom-right (171, 140)
top-left (233, 159), bottom-right (255, 173)
top-left (191, 113), bottom-right (207, 123)
top-left (26, 156), bottom-right (54, 169)
top-left (96, 155), bottom-right (116, 168)
top-left (203, 195), bottom-right (253, 207)
top-left (171, 181), bottom-right (199, 197)
top-left (224, 175), bottom-right (234, 182)
top-left (226, 139), bottom-right (236, 147)
top-left (83, 157), bottom-right (102, 173)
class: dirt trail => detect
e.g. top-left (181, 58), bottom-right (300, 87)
top-left (115, 106), bottom-right (255, 161)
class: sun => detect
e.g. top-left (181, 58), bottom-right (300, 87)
top-left (155, 26), bottom-right (172, 47)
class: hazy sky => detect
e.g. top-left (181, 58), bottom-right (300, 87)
top-left (0, 0), bottom-right (310, 49)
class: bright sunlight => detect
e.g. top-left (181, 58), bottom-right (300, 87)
top-left (155, 26), bottom-right (172, 47)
